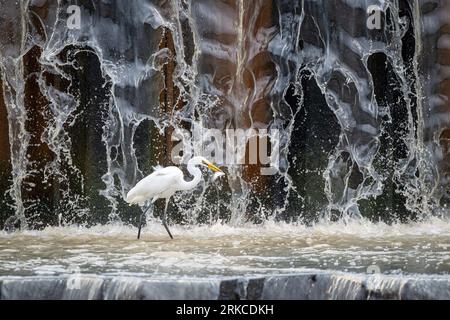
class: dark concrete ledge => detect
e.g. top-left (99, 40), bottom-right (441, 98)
top-left (1, 272), bottom-right (449, 300)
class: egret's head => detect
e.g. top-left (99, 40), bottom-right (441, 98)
top-left (192, 156), bottom-right (223, 172)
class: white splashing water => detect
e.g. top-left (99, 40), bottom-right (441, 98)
top-left (0, 217), bottom-right (448, 277)
top-left (0, 0), bottom-right (449, 228)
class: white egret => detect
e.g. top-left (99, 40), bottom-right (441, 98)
top-left (126, 156), bottom-right (224, 239)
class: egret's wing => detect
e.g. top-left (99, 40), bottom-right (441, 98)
top-left (126, 166), bottom-right (182, 204)
top-left (152, 166), bottom-right (174, 176)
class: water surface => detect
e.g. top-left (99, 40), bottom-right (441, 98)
top-left (1, 218), bottom-right (449, 279)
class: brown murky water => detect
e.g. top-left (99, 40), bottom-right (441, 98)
top-left (1, 218), bottom-right (449, 278)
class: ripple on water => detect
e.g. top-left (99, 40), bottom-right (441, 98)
top-left (0, 219), bottom-right (449, 277)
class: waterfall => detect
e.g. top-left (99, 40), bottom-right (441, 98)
top-left (1, 0), bottom-right (449, 229)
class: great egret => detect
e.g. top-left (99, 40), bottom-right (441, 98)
top-left (126, 156), bottom-right (223, 239)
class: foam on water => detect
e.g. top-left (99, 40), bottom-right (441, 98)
top-left (1, 216), bottom-right (450, 238)
top-left (0, 218), bottom-right (448, 278)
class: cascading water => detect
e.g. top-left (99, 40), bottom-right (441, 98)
top-left (0, 0), bottom-right (449, 300)
top-left (0, 0), bottom-right (449, 227)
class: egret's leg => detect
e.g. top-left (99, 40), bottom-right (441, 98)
top-left (137, 202), bottom-right (153, 240)
top-left (161, 198), bottom-right (173, 239)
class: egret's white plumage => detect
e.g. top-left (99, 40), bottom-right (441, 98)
top-left (126, 156), bottom-right (223, 239)
top-left (126, 166), bottom-right (184, 205)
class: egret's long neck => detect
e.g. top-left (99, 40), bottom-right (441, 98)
top-left (179, 160), bottom-right (202, 190)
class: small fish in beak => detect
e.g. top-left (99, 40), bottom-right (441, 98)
top-left (212, 171), bottom-right (225, 181)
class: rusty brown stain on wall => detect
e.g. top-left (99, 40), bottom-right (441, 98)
top-left (0, 75), bottom-right (10, 170)
top-left (158, 27), bottom-right (183, 166)
top-left (438, 19), bottom-right (450, 199)
top-left (186, 0), bottom-right (277, 195)
top-left (240, 0), bottom-right (275, 194)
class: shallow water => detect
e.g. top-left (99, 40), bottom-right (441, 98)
top-left (1, 218), bottom-right (449, 279)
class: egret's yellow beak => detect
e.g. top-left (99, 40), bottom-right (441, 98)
top-left (203, 160), bottom-right (223, 173)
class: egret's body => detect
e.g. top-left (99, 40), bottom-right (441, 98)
top-left (126, 156), bottom-right (223, 239)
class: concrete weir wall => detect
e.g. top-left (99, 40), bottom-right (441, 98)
top-left (1, 272), bottom-right (449, 300)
